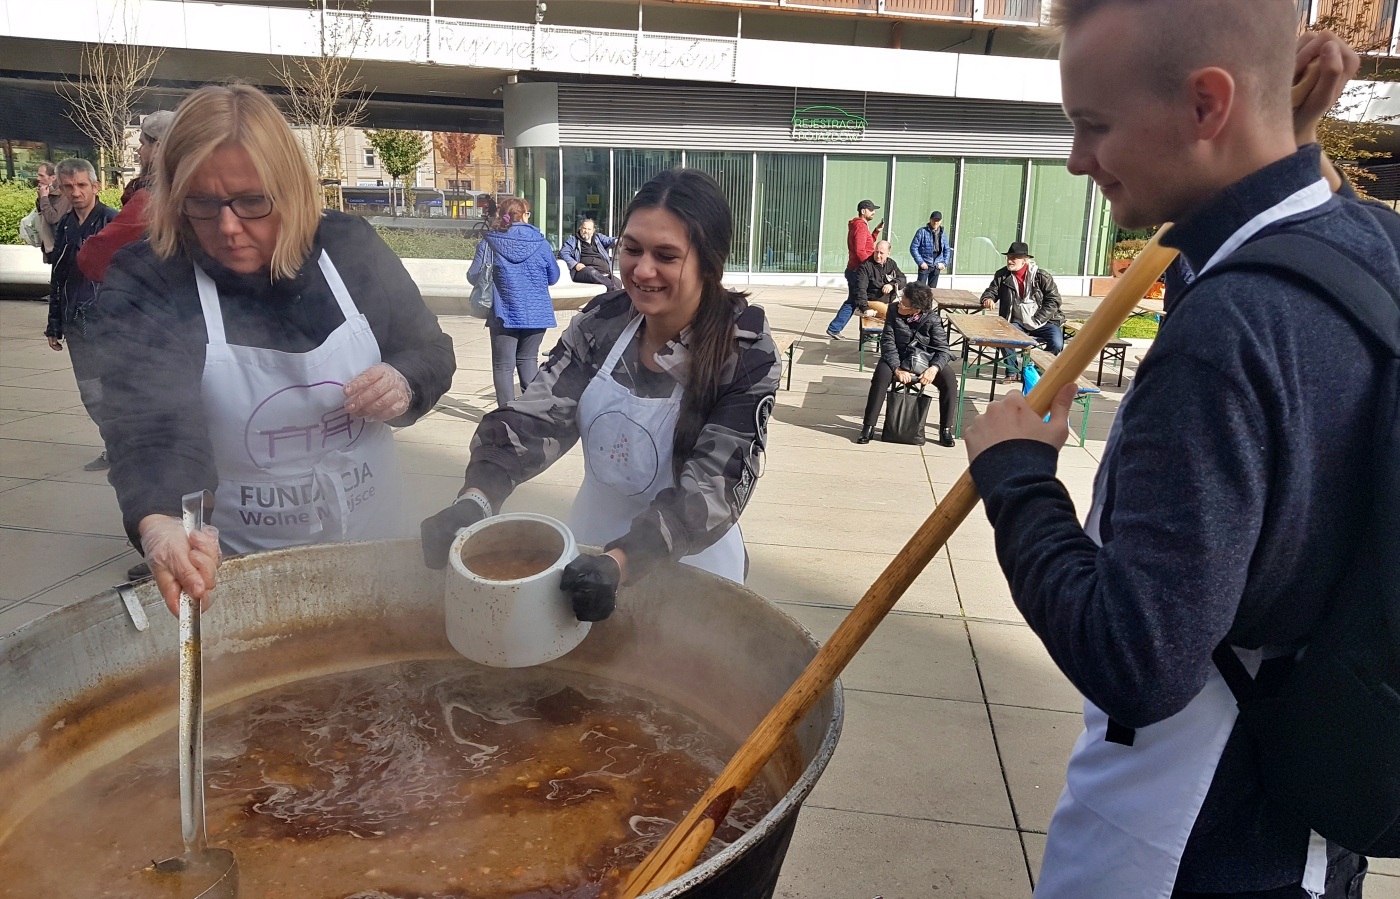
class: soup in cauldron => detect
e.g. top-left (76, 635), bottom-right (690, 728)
top-left (0, 660), bottom-right (775, 899)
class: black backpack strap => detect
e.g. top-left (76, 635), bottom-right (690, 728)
top-left (1208, 232), bottom-right (1400, 352)
top-left (1204, 227), bottom-right (1400, 703)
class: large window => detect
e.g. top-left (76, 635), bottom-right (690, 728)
top-left (562, 147), bottom-right (610, 238)
top-left (612, 150), bottom-right (681, 228)
top-left (754, 153), bottom-right (822, 274)
top-left (821, 156), bottom-right (891, 272)
top-left (890, 157), bottom-right (958, 275)
top-left (1023, 160), bottom-right (1093, 276)
top-left (686, 150), bottom-right (754, 272)
top-left (515, 148), bottom-right (560, 247)
top-left (957, 158), bottom-right (1026, 275)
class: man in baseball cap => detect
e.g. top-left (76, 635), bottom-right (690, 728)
top-left (911, 210), bottom-right (952, 288)
top-left (827, 199), bottom-right (885, 338)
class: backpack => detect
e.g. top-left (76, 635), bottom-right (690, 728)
top-left (1202, 227), bottom-right (1400, 857)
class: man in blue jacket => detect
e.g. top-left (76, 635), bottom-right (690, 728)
top-left (560, 218), bottom-right (620, 291)
top-left (909, 211), bottom-right (951, 287)
top-left (964, 3), bottom-right (1392, 897)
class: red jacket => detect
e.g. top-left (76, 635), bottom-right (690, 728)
top-left (77, 186), bottom-right (150, 282)
top-left (846, 216), bottom-right (876, 271)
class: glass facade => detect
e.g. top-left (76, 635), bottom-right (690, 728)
top-left (821, 156), bottom-right (891, 273)
top-left (561, 147), bottom-right (611, 240)
top-left (1024, 159), bottom-right (1093, 276)
top-left (890, 157), bottom-right (958, 275)
top-left (957, 158), bottom-right (1027, 276)
top-left (513, 147), bottom-right (1109, 278)
top-left (515, 147), bottom-right (560, 246)
top-left (613, 149), bottom-right (682, 231)
top-left (754, 153), bottom-right (822, 274)
top-left (686, 150), bottom-right (754, 272)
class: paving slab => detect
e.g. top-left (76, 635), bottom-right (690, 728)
top-left (988, 704), bottom-right (1083, 834)
top-left (776, 806), bottom-right (1029, 899)
top-left (967, 620), bottom-right (1082, 713)
top-left (0, 528), bottom-right (132, 602)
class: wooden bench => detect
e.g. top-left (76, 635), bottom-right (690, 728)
top-left (857, 314), bottom-right (886, 372)
top-left (1063, 320), bottom-right (1131, 387)
top-left (1027, 348), bottom-right (1100, 446)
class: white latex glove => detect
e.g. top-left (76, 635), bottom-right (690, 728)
top-left (345, 363), bottom-right (413, 421)
top-left (138, 513), bottom-right (222, 616)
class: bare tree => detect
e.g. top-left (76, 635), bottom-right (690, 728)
top-left (59, 1), bottom-right (163, 188)
top-left (277, 0), bottom-right (374, 211)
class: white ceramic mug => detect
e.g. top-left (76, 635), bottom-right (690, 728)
top-left (445, 513), bottom-right (589, 668)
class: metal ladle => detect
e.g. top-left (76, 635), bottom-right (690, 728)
top-left (148, 490), bottom-right (238, 898)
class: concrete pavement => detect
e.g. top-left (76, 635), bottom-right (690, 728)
top-left (2, 291), bottom-right (1396, 898)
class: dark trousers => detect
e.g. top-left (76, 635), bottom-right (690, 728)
top-left (1172, 853), bottom-right (1367, 898)
top-left (916, 267), bottom-right (942, 288)
top-left (65, 326), bottom-right (104, 428)
top-left (572, 266), bottom-right (622, 291)
top-left (861, 360), bottom-right (956, 434)
top-left (487, 318), bottom-right (546, 408)
top-left (827, 268), bottom-right (863, 335)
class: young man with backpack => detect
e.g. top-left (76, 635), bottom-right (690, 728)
top-left (964, 3), bottom-right (1398, 897)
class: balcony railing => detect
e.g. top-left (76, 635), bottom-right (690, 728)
top-left (1299, 0), bottom-right (1400, 55)
top-left (679, 0), bottom-right (1042, 26)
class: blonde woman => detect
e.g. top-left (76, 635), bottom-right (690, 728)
top-left (98, 83), bottom-right (456, 614)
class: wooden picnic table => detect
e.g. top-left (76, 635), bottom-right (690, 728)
top-left (930, 288), bottom-right (985, 312)
top-left (945, 313), bottom-right (1037, 348)
top-left (946, 313), bottom-right (1038, 436)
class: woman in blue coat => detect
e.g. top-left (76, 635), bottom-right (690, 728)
top-left (468, 196), bottom-right (560, 406)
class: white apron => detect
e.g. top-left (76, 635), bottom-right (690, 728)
top-left (197, 251), bottom-right (403, 555)
top-left (1035, 178), bottom-right (1335, 899)
top-left (568, 316), bottom-right (747, 583)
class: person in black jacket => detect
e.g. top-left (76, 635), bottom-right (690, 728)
top-left (97, 84), bottom-right (456, 615)
top-left (853, 239), bottom-right (905, 323)
top-left (856, 283), bottom-right (956, 446)
top-left (979, 241), bottom-right (1064, 376)
top-left (44, 157), bottom-right (117, 472)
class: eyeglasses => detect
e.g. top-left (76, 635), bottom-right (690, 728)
top-left (182, 195), bottom-right (274, 221)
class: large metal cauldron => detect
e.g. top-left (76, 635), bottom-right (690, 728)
top-left (0, 539), bottom-right (843, 899)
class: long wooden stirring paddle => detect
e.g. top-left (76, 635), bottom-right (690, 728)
top-left (620, 228), bottom-right (1181, 899)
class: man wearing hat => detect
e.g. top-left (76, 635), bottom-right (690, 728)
top-left (826, 198), bottom-right (885, 339)
top-left (910, 211), bottom-right (952, 288)
top-left (77, 110), bottom-right (175, 282)
top-left (979, 240), bottom-right (1065, 374)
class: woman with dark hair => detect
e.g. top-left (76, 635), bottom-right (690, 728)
top-left (467, 196), bottom-right (560, 406)
top-left (422, 168), bottom-right (781, 622)
top-left (856, 282), bottom-right (958, 447)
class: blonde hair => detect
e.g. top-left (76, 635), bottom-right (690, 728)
top-left (148, 83), bottom-right (320, 280)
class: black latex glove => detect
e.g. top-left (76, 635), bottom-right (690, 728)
top-left (420, 498), bottom-right (486, 569)
top-left (560, 553), bottom-right (621, 622)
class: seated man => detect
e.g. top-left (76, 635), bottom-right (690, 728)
top-left (980, 241), bottom-right (1064, 374)
top-left (560, 218), bottom-right (621, 291)
top-left (854, 240), bottom-right (905, 325)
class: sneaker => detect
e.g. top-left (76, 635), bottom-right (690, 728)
top-left (83, 451), bottom-right (109, 472)
top-left (127, 561), bottom-right (151, 581)
top-left (826, 330), bottom-right (847, 340)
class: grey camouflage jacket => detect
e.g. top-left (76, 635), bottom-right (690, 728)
top-left (465, 290), bottom-right (781, 578)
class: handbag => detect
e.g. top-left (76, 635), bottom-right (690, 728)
top-left (19, 209), bottom-right (42, 248)
top-left (907, 346), bottom-right (933, 376)
top-left (881, 382), bottom-right (932, 445)
top-left (468, 240), bottom-right (495, 319)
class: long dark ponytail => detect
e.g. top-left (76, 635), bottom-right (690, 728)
top-left (621, 169), bottom-right (748, 482)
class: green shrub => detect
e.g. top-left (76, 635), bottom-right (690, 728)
top-left (0, 181), bottom-right (124, 245)
top-left (0, 180), bottom-right (34, 245)
top-left (1118, 316), bottom-right (1160, 340)
top-left (373, 226), bottom-right (480, 260)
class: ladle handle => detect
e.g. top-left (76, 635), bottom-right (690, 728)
top-left (177, 490), bottom-right (211, 856)
top-left (620, 229), bottom-right (1180, 899)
